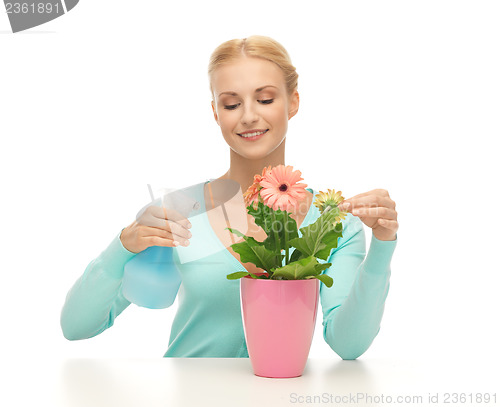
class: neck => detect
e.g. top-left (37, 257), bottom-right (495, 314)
top-left (219, 139), bottom-right (286, 194)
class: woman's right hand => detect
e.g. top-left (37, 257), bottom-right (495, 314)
top-left (120, 205), bottom-right (192, 254)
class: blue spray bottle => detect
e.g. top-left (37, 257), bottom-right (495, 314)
top-left (122, 184), bottom-right (200, 309)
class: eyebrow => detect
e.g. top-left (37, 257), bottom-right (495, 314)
top-left (218, 85), bottom-right (278, 97)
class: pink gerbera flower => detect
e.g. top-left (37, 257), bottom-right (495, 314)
top-left (259, 165), bottom-right (308, 212)
top-left (243, 165), bottom-right (271, 208)
top-left (243, 182), bottom-right (261, 208)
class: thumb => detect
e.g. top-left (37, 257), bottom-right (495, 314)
top-left (338, 200), bottom-right (351, 211)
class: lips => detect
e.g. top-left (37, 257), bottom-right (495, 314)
top-left (237, 129), bottom-right (269, 139)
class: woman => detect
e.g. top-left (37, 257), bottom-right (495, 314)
top-left (61, 35), bottom-right (398, 360)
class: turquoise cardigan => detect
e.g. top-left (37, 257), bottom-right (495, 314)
top-left (60, 182), bottom-right (397, 360)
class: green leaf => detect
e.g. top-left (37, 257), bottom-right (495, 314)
top-left (226, 271), bottom-right (266, 280)
top-left (272, 256), bottom-right (328, 280)
top-left (227, 227), bottom-right (282, 271)
top-left (314, 262), bottom-right (332, 274)
top-left (288, 211), bottom-right (343, 260)
top-left (310, 273), bottom-right (334, 288)
top-left (226, 271), bottom-right (250, 280)
top-left (247, 201), bottom-right (273, 234)
top-left (289, 247), bottom-right (304, 263)
top-left (247, 201), bottom-right (299, 253)
top-left (315, 226), bottom-right (343, 260)
top-left (225, 227), bottom-right (246, 239)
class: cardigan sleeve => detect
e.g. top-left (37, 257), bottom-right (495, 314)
top-left (319, 213), bottom-right (397, 359)
top-left (60, 229), bottom-right (137, 340)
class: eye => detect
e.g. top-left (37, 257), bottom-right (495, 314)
top-left (224, 103), bottom-right (240, 110)
top-left (259, 99), bottom-right (274, 105)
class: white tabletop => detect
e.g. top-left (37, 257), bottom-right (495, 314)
top-left (10, 357), bottom-right (500, 407)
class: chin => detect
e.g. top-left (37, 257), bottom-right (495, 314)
top-left (225, 132), bottom-right (285, 158)
top-left (240, 146), bottom-right (283, 161)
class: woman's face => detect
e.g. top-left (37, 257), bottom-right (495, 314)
top-left (211, 56), bottom-right (299, 160)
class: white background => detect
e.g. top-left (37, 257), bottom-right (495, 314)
top-left (1, 0), bottom-right (499, 401)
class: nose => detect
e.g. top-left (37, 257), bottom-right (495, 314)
top-left (240, 103), bottom-right (259, 125)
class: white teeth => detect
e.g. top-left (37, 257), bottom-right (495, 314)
top-left (239, 130), bottom-right (267, 138)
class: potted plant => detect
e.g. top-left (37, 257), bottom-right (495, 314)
top-left (226, 165), bottom-right (347, 378)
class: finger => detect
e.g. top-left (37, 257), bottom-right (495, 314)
top-left (138, 208), bottom-right (175, 231)
top-left (352, 207), bottom-right (397, 219)
top-left (139, 205), bottom-right (191, 231)
top-left (339, 195), bottom-right (395, 212)
top-left (342, 189), bottom-right (390, 202)
top-left (377, 218), bottom-right (399, 232)
top-left (341, 190), bottom-right (374, 201)
top-left (145, 235), bottom-right (181, 248)
top-left (161, 206), bottom-right (192, 230)
top-left (137, 212), bottom-right (192, 240)
top-left (165, 218), bottom-right (193, 240)
top-left (142, 225), bottom-right (192, 244)
top-left (152, 205), bottom-right (191, 227)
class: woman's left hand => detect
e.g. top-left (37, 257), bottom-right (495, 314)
top-left (337, 189), bottom-right (398, 241)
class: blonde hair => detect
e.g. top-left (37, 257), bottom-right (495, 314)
top-left (208, 35), bottom-right (298, 100)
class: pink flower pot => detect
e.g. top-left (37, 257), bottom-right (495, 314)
top-left (240, 273), bottom-right (320, 378)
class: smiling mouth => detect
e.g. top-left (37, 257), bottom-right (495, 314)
top-left (237, 129), bottom-right (269, 138)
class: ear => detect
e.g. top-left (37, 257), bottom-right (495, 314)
top-left (211, 100), bottom-right (220, 125)
top-left (288, 90), bottom-right (300, 120)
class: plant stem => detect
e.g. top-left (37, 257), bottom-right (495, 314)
top-left (284, 218), bottom-right (289, 265)
top-left (270, 210), bottom-right (281, 272)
